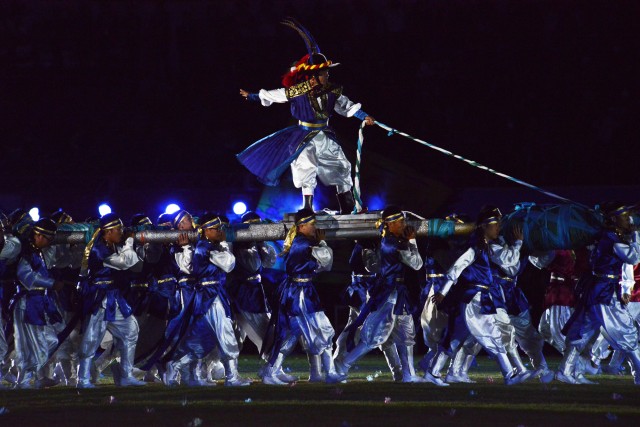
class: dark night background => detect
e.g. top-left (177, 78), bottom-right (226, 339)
top-left (1, 0), bottom-right (638, 221)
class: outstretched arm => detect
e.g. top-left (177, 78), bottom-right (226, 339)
top-left (240, 88), bottom-right (287, 106)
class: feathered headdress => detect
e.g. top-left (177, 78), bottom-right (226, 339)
top-left (280, 18), bottom-right (339, 88)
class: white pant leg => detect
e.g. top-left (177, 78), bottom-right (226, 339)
top-left (293, 291), bottom-right (335, 355)
top-left (358, 291), bottom-right (398, 349)
top-left (511, 310), bottom-right (546, 368)
top-left (464, 293), bottom-right (507, 356)
top-left (493, 308), bottom-right (516, 352)
top-left (13, 302), bottom-right (59, 373)
top-left (628, 302), bottom-right (640, 325)
top-left (203, 296), bottom-right (240, 360)
top-left (0, 308), bottom-right (7, 362)
top-left (388, 314), bottom-right (417, 347)
top-left (235, 310), bottom-right (271, 354)
top-left (290, 132), bottom-right (353, 195)
top-left (596, 300), bottom-right (640, 353)
top-left (420, 287), bottom-right (448, 351)
top-left (334, 306), bottom-right (360, 361)
top-left (539, 306), bottom-right (572, 354)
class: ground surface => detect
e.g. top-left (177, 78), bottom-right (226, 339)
top-left (0, 355), bottom-right (638, 427)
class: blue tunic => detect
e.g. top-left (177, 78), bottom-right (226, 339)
top-left (82, 239), bottom-right (133, 321)
top-left (236, 82), bottom-right (345, 186)
top-left (15, 247), bottom-right (62, 326)
top-left (229, 242), bottom-right (272, 314)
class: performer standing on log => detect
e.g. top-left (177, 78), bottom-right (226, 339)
top-left (238, 18), bottom-right (375, 214)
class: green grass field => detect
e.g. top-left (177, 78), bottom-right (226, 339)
top-left (1, 355), bottom-right (638, 427)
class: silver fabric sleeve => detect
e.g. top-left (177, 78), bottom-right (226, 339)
top-left (489, 238), bottom-right (522, 276)
top-left (17, 258), bottom-right (55, 289)
top-left (0, 235), bottom-right (21, 263)
top-left (103, 238), bottom-right (142, 271)
top-left (258, 88), bottom-right (288, 106)
top-left (620, 263), bottom-right (636, 295)
top-left (175, 244), bottom-right (193, 275)
top-left (528, 250), bottom-right (556, 270)
top-left (440, 247), bottom-right (476, 297)
top-left (614, 231), bottom-right (640, 265)
top-left (334, 94), bottom-right (362, 118)
top-left (312, 241), bottom-right (333, 272)
top-left (398, 238), bottom-right (423, 271)
top-left (208, 242), bottom-right (236, 274)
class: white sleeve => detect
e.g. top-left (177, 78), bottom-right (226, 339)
top-left (613, 231), bottom-right (640, 265)
top-left (439, 248), bottom-right (476, 297)
top-left (398, 239), bottom-right (423, 271)
top-left (312, 241), bottom-right (333, 272)
top-left (620, 263), bottom-right (636, 295)
top-left (333, 94), bottom-right (362, 118)
top-left (103, 238), bottom-right (142, 271)
top-left (209, 242), bottom-right (236, 274)
top-left (175, 244), bottom-right (193, 275)
top-left (489, 238), bottom-right (522, 268)
top-left (260, 244), bottom-right (277, 269)
top-left (0, 236), bottom-right (21, 263)
top-left (258, 88), bottom-right (288, 106)
top-left (528, 251), bottom-right (556, 270)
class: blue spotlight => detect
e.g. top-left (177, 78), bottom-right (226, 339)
top-left (233, 201), bottom-right (247, 215)
top-left (165, 203), bottom-right (181, 215)
top-left (29, 207), bottom-right (40, 221)
top-left (98, 203), bottom-right (112, 217)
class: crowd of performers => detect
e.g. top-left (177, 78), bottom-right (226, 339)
top-left (0, 201), bottom-right (639, 390)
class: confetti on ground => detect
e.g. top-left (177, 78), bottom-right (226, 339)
top-left (446, 409), bottom-right (456, 417)
top-left (469, 390), bottom-right (477, 396)
top-left (0, 407), bottom-right (9, 415)
top-left (373, 370), bottom-right (382, 378)
top-left (145, 407), bottom-right (155, 414)
top-left (181, 397), bottom-right (188, 407)
top-left (108, 396), bottom-right (116, 404)
top-left (366, 375), bottom-right (374, 382)
top-left (605, 412), bottom-right (618, 422)
top-left (486, 376), bottom-right (494, 383)
top-left (384, 397), bottom-right (392, 404)
top-left (612, 393), bottom-right (623, 400)
top-left (244, 398), bottom-right (252, 403)
top-left (187, 417), bottom-right (203, 427)
top-left (332, 387), bottom-right (343, 396)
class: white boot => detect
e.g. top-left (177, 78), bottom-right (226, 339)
top-left (381, 344), bottom-right (403, 382)
top-left (263, 353), bottom-right (288, 386)
top-left (397, 345), bottom-right (428, 383)
top-left (307, 353), bottom-right (324, 382)
top-left (602, 350), bottom-right (625, 375)
top-left (76, 358), bottom-right (96, 389)
top-left (445, 348), bottom-right (468, 383)
top-left (555, 346), bottom-right (580, 384)
top-left (223, 359), bottom-right (252, 387)
top-left (334, 341), bottom-right (370, 377)
top-left (322, 350), bottom-right (347, 383)
top-left (423, 351), bottom-right (450, 386)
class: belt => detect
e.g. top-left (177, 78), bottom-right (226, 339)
top-left (292, 277), bottom-right (312, 283)
top-left (594, 273), bottom-right (618, 279)
top-left (200, 280), bottom-right (221, 286)
top-left (29, 287), bottom-right (47, 292)
top-left (353, 274), bottom-right (376, 278)
top-left (497, 276), bottom-right (514, 282)
top-left (474, 284), bottom-right (490, 290)
top-left (157, 277), bottom-right (177, 284)
top-left (426, 274), bottom-right (445, 278)
top-left (93, 280), bottom-right (114, 286)
top-left (178, 278), bottom-right (195, 284)
top-left (131, 283), bottom-right (149, 288)
top-left (550, 273), bottom-right (565, 282)
top-left (395, 277), bottom-right (404, 282)
top-left (299, 120), bottom-right (328, 128)
top-left (245, 274), bottom-right (261, 282)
